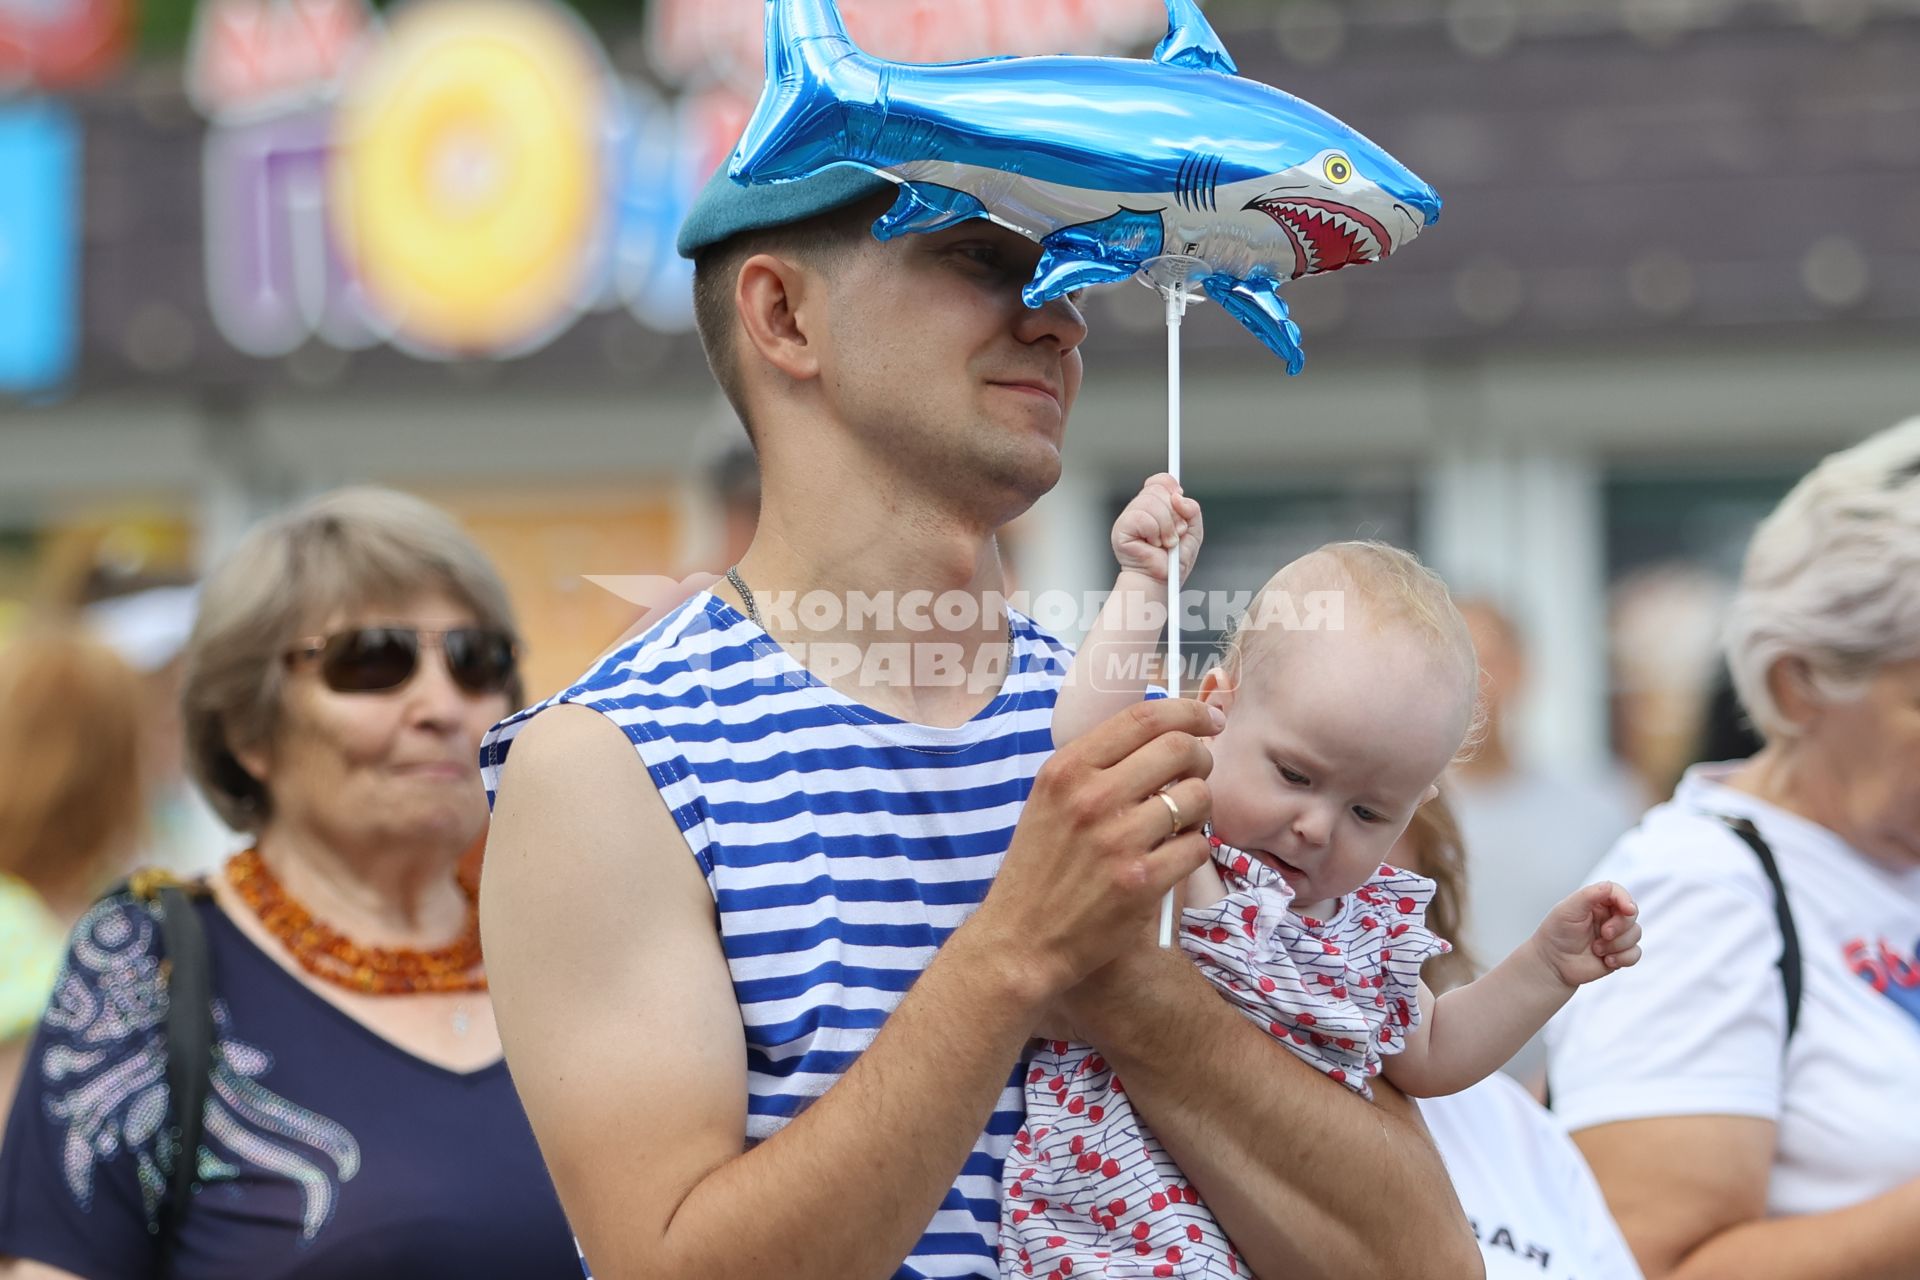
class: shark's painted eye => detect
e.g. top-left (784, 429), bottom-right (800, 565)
top-left (1324, 154), bottom-right (1354, 185)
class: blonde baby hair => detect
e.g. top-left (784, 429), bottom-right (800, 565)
top-left (1217, 541), bottom-right (1487, 762)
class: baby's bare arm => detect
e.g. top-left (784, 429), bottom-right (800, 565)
top-left (1056, 568), bottom-right (1169, 745)
top-left (1384, 962), bottom-right (1571, 1097)
top-left (1388, 881), bottom-right (1643, 1097)
top-left (1055, 476), bottom-right (1202, 747)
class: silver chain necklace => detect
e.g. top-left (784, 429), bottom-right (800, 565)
top-left (725, 564), bottom-right (1013, 656)
top-left (725, 565), bottom-right (764, 629)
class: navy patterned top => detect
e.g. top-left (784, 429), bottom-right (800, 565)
top-left (0, 890), bottom-right (580, 1279)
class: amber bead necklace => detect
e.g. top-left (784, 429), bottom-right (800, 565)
top-left (226, 847), bottom-right (488, 996)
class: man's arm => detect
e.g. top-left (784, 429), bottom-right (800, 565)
top-left (1063, 945), bottom-right (1484, 1280)
top-left (481, 699), bottom-right (1219, 1280)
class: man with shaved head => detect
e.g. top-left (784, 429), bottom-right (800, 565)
top-left (480, 167), bottom-right (1483, 1280)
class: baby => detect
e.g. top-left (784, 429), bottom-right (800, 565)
top-left (1000, 476), bottom-right (1642, 1280)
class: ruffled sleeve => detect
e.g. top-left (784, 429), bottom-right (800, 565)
top-left (1344, 864), bottom-right (1452, 1057)
top-left (1181, 853), bottom-right (1453, 1098)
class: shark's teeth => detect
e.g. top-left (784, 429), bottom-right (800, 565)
top-left (1255, 199), bottom-right (1384, 268)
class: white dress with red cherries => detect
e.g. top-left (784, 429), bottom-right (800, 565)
top-left (999, 838), bottom-right (1449, 1279)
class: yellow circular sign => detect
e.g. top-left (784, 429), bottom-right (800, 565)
top-left (330, 0), bottom-right (607, 356)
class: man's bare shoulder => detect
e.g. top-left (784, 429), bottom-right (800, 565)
top-left (484, 702), bottom-right (691, 912)
top-left (493, 702), bottom-right (650, 805)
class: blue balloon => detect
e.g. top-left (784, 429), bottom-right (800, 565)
top-left (729, 0), bottom-right (1441, 374)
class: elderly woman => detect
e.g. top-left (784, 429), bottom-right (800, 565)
top-left (0, 488), bottom-right (577, 1279)
top-left (1548, 418), bottom-right (1920, 1278)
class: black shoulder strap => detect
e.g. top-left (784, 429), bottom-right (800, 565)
top-left (153, 883), bottom-right (214, 1233)
top-left (1547, 815), bottom-right (1803, 1112)
top-left (118, 873), bottom-right (216, 1258)
top-left (1719, 817), bottom-right (1804, 1042)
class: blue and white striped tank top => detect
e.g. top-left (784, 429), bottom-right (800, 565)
top-left (479, 592), bottom-right (1073, 1280)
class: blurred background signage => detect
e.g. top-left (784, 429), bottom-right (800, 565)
top-left (0, 0), bottom-right (128, 87)
top-left (645, 0), bottom-right (1168, 92)
top-left (0, 103), bottom-right (80, 395)
top-left (7, 1), bottom-right (1920, 797)
top-left (186, 0), bottom-right (1168, 363)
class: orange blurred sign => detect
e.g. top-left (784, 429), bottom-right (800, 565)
top-left (327, 0), bottom-right (612, 356)
top-left (0, 0), bottom-right (128, 88)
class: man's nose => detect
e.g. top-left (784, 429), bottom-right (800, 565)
top-left (1014, 291), bottom-right (1090, 353)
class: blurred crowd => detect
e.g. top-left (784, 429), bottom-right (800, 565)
top-left (0, 418), bottom-right (1915, 1279)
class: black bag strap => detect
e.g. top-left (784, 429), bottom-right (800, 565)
top-left (1718, 816), bottom-right (1804, 1043)
top-left (155, 884), bottom-right (214, 1229)
top-left (1546, 813), bottom-right (1803, 1113)
top-left (122, 872), bottom-right (216, 1259)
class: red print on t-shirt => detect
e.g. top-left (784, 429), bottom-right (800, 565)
top-left (1845, 935), bottom-right (1920, 1026)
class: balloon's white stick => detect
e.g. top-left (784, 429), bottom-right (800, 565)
top-left (1158, 283), bottom-right (1187, 950)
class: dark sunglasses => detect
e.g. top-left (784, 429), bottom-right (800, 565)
top-left (285, 626), bottom-right (518, 696)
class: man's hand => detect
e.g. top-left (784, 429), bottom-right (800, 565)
top-left (1049, 926), bottom-right (1186, 1044)
top-left (968, 696), bottom-right (1220, 1004)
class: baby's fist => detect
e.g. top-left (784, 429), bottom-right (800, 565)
top-left (1533, 881), bottom-right (1642, 989)
top-left (1112, 474), bottom-right (1203, 582)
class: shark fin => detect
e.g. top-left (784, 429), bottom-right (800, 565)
top-left (730, 0), bottom-right (868, 185)
top-left (1154, 0), bottom-right (1238, 76)
top-left (1024, 254), bottom-right (1140, 307)
top-left (1205, 275), bottom-right (1305, 375)
top-left (1020, 209), bottom-right (1166, 306)
top-left (871, 183), bottom-right (991, 241)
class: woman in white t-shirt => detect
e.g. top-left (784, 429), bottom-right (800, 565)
top-left (1549, 417), bottom-right (1920, 1278)
top-left (1394, 795), bottom-right (1644, 1280)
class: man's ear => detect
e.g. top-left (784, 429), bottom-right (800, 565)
top-left (736, 253), bottom-right (823, 384)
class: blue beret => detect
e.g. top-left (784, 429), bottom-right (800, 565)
top-left (676, 164), bottom-right (897, 259)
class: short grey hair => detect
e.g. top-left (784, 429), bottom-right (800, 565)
top-left (181, 487), bottom-right (522, 833)
top-left (1725, 417), bottom-right (1920, 741)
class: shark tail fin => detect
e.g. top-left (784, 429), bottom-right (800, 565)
top-left (730, 0), bottom-right (870, 185)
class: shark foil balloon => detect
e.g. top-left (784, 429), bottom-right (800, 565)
top-left (729, 0), bottom-right (1441, 373)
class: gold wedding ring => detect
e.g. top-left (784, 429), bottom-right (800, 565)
top-left (1155, 788), bottom-right (1185, 837)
